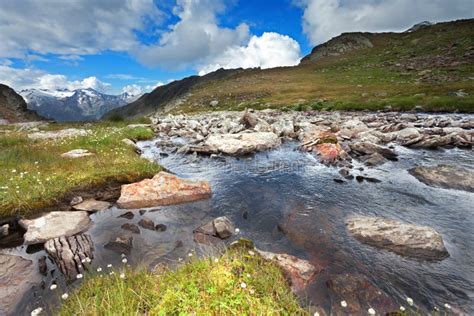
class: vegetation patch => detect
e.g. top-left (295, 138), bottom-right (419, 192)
top-left (0, 121), bottom-right (160, 218)
top-left (59, 246), bottom-right (307, 315)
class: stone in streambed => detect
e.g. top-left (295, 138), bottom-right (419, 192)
top-left (72, 199), bottom-right (111, 212)
top-left (116, 172), bottom-right (211, 209)
top-left (155, 224), bottom-right (167, 232)
top-left (121, 223), bottom-right (140, 234)
top-left (346, 216), bottom-right (449, 260)
top-left (118, 211), bottom-right (134, 220)
top-left (213, 216), bottom-right (235, 239)
top-left (409, 164), bottom-right (474, 192)
top-left (349, 142), bottom-right (398, 161)
top-left (193, 216), bottom-right (235, 245)
top-left (138, 218), bottom-right (155, 231)
top-left (204, 132), bottom-right (281, 156)
top-left (19, 211), bottom-right (92, 245)
top-left (104, 234), bottom-right (133, 255)
top-left (0, 254), bottom-right (41, 315)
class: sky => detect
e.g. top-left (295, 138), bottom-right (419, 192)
top-left (0, 0), bottom-right (472, 95)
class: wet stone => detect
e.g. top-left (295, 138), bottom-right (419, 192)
top-left (138, 218), bottom-right (156, 231)
top-left (118, 211), bottom-right (135, 220)
top-left (121, 223), bottom-right (140, 234)
top-left (104, 234), bottom-right (133, 255)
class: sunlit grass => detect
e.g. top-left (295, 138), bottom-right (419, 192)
top-left (0, 121), bottom-right (160, 218)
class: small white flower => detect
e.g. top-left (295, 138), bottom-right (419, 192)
top-left (109, 271), bottom-right (115, 275)
top-left (122, 258), bottom-right (128, 264)
top-left (399, 306), bottom-right (405, 311)
top-left (188, 253), bottom-right (193, 257)
top-left (96, 267), bottom-right (102, 272)
top-left (240, 282), bottom-right (247, 289)
top-left (235, 228), bottom-right (240, 234)
top-left (406, 297), bottom-right (414, 306)
top-left (76, 273), bottom-right (83, 279)
top-left (246, 273), bottom-right (251, 278)
top-left (368, 308), bottom-right (376, 315)
top-left (340, 300), bottom-right (348, 308)
top-left (248, 250), bottom-right (255, 256)
top-left (249, 289), bottom-right (255, 295)
top-left (444, 303), bottom-right (451, 310)
top-left (107, 264), bottom-right (112, 268)
top-left (120, 273), bottom-right (125, 279)
top-left (31, 307), bottom-right (43, 316)
top-left (81, 259), bottom-right (86, 263)
top-left (49, 284), bottom-right (57, 290)
top-left (434, 306), bottom-right (439, 311)
top-left (178, 257), bottom-right (183, 262)
top-left (61, 293), bottom-right (69, 300)
top-left (121, 253), bottom-right (126, 258)
top-left (12, 169), bottom-right (16, 173)
top-left (214, 258), bottom-right (219, 263)
top-left (85, 257), bottom-right (91, 263)
top-left (313, 313), bottom-right (320, 316)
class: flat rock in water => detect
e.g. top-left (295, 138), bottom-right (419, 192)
top-left (138, 218), bottom-right (155, 231)
top-left (350, 142), bottom-right (398, 161)
top-left (44, 234), bottom-right (94, 281)
top-left (72, 199), bottom-right (111, 212)
top-left (204, 132), bottom-right (281, 156)
top-left (19, 211), bottom-right (92, 245)
top-left (409, 164), bottom-right (474, 192)
top-left (346, 216), bottom-right (449, 260)
top-left (116, 171), bottom-right (211, 209)
top-left (0, 254), bottom-right (41, 315)
top-left (104, 234), bottom-right (133, 254)
top-left (61, 149), bottom-right (94, 158)
top-left (121, 223), bottom-right (140, 234)
top-left (257, 250), bottom-right (320, 293)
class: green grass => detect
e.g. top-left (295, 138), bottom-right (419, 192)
top-left (0, 121), bottom-right (160, 218)
top-left (59, 243), bottom-right (308, 315)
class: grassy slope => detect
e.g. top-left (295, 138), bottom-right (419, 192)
top-left (0, 121), bottom-right (160, 218)
top-left (59, 244), bottom-right (307, 315)
top-left (172, 20), bottom-right (474, 114)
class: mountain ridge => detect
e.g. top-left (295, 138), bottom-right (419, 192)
top-left (0, 84), bottom-right (42, 123)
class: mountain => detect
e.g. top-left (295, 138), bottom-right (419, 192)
top-left (0, 84), bottom-right (41, 123)
top-left (20, 88), bottom-right (140, 122)
top-left (106, 19), bottom-right (473, 118)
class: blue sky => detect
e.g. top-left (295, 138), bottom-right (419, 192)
top-left (0, 0), bottom-right (472, 95)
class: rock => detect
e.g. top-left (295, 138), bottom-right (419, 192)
top-left (70, 196), bottom-right (83, 206)
top-left (138, 218), bottom-right (155, 231)
top-left (19, 211), bottom-right (92, 245)
top-left (0, 223), bottom-right (9, 237)
top-left (155, 224), bottom-right (167, 232)
top-left (362, 152), bottom-right (386, 166)
top-left (349, 142), bottom-right (398, 161)
top-left (104, 234), bottom-right (133, 255)
top-left (118, 211), bottom-right (135, 220)
top-left (346, 216), bottom-right (449, 260)
top-left (213, 216), bottom-right (235, 239)
top-left (409, 165), bottom-right (474, 192)
top-left (38, 256), bottom-right (47, 276)
top-left (204, 132), bottom-right (281, 156)
top-left (0, 254), bottom-right (41, 315)
top-left (122, 138), bottom-right (136, 147)
top-left (72, 199), bottom-right (111, 212)
top-left (121, 223), bottom-right (140, 234)
top-left (404, 135), bottom-right (453, 149)
top-left (28, 128), bottom-right (90, 140)
top-left (117, 172), bottom-right (212, 209)
top-left (209, 100), bottom-right (219, 107)
top-left (333, 178), bottom-right (345, 184)
top-left (257, 250), bottom-right (320, 293)
top-left (44, 234), bottom-right (94, 281)
top-left (315, 143), bottom-right (348, 165)
top-left (386, 127), bottom-right (420, 143)
top-left (272, 119), bottom-right (295, 137)
top-left (240, 111), bottom-right (259, 128)
top-left (61, 149), bottom-right (94, 158)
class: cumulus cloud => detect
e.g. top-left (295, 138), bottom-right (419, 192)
top-left (198, 32), bottom-right (301, 75)
top-left (122, 84), bottom-right (143, 96)
top-left (0, 65), bottom-right (110, 92)
top-left (0, 0), bottom-right (162, 58)
top-left (300, 0), bottom-right (474, 45)
top-left (134, 0), bottom-right (250, 69)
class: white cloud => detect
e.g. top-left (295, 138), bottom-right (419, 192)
top-left (0, 0), bottom-right (162, 58)
top-left (144, 82), bottom-right (165, 91)
top-left (122, 84), bottom-right (142, 96)
top-left (0, 65), bottom-right (110, 92)
top-left (198, 32), bottom-right (301, 75)
top-left (300, 0), bottom-right (474, 45)
top-left (133, 0), bottom-right (250, 69)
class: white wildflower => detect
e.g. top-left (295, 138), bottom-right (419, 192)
top-left (444, 303), bottom-right (451, 309)
top-left (85, 257), bottom-right (91, 263)
top-left (97, 267), bottom-right (102, 272)
top-left (250, 289), bottom-right (255, 295)
top-left (61, 293), bottom-right (69, 300)
top-left (313, 313), bottom-right (319, 316)
top-left (406, 297), bottom-right (414, 306)
top-left (49, 284), bottom-right (57, 290)
top-left (107, 264), bottom-right (112, 268)
top-left (399, 306), bottom-right (405, 311)
top-left (76, 273), bottom-right (83, 279)
top-left (240, 282), bottom-right (247, 289)
top-left (341, 300), bottom-right (348, 308)
top-left (31, 307), bottom-right (43, 316)
top-left (368, 308), bottom-right (376, 315)
top-left (120, 273), bottom-right (125, 279)
top-left (214, 258), bottom-right (219, 263)
top-left (188, 253), bottom-right (193, 257)
top-left (122, 258), bottom-right (128, 264)
top-left (235, 228), bottom-right (240, 234)
top-left (248, 250), bottom-right (255, 256)
top-left (121, 253), bottom-right (126, 258)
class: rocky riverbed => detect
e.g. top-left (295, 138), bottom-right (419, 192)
top-left (1, 109), bottom-right (473, 315)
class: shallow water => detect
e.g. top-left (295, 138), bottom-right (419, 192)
top-left (3, 135), bottom-right (474, 315)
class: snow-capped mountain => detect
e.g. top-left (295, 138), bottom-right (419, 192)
top-left (20, 88), bottom-right (140, 122)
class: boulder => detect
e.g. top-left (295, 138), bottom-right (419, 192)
top-left (121, 223), bottom-right (140, 234)
top-left (117, 172), bottom-right (212, 209)
top-left (204, 132), bottom-right (281, 156)
top-left (70, 196), bottom-right (83, 206)
top-left (349, 142), bottom-right (397, 161)
top-left (361, 152), bottom-right (386, 167)
top-left (61, 149), bottom-right (94, 158)
top-left (213, 216), bottom-right (235, 239)
top-left (346, 216), bottom-right (449, 260)
top-left (0, 254), bottom-right (41, 315)
top-left (72, 199), bottom-right (111, 212)
top-left (28, 128), bottom-right (90, 140)
top-left (19, 211), bottom-right (92, 245)
top-left (315, 143), bottom-right (348, 165)
top-left (257, 250), bottom-right (320, 293)
top-left (138, 218), bottom-right (156, 231)
top-left (240, 111), bottom-right (259, 128)
top-left (104, 234), bottom-right (133, 255)
top-left (409, 165), bottom-right (474, 192)
top-left (272, 119), bottom-right (295, 137)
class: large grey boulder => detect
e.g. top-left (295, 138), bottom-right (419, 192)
top-left (409, 165), bottom-right (474, 192)
top-left (204, 132), bottom-right (281, 156)
top-left (349, 141), bottom-right (398, 161)
top-left (19, 211), bottom-right (92, 245)
top-left (0, 254), bottom-right (41, 315)
top-left (346, 216), bottom-right (449, 260)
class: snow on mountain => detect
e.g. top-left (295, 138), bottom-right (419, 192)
top-left (20, 88), bottom-right (140, 122)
